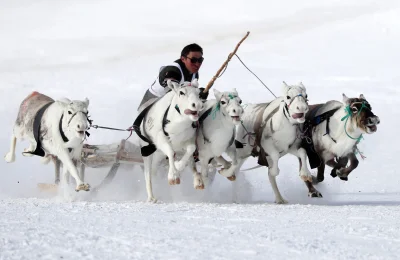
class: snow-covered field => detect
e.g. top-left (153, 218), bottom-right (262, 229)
top-left (1, 0), bottom-right (400, 259)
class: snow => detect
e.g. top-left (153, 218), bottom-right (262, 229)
top-left (1, 0), bottom-right (400, 259)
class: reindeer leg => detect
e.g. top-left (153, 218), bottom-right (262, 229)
top-left (174, 142), bottom-right (196, 173)
top-left (298, 157), bottom-right (321, 196)
top-left (337, 153), bottom-right (358, 181)
top-left (327, 158), bottom-right (347, 180)
top-left (143, 153), bottom-right (157, 202)
top-left (267, 150), bottom-right (287, 204)
top-left (326, 158), bottom-right (339, 178)
top-left (156, 138), bottom-right (180, 185)
top-left (190, 156), bottom-right (204, 189)
top-left (217, 145), bottom-right (238, 181)
top-left (304, 180), bottom-right (323, 198)
top-left (58, 151), bottom-right (89, 191)
top-left (53, 157), bottom-right (61, 185)
top-left (290, 147), bottom-right (313, 182)
top-left (4, 135), bottom-right (17, 163)
top-left (316, 163), bottom-right (325, 183)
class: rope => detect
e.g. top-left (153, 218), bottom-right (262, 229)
top-left (240, 121), bottom-right (256, 147)
top-left (89, 124), bottom-right (134, 140)
top-left (234, 54), bottom-right (277, 98)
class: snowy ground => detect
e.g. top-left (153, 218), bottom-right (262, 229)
top-left (1, 0), bottom-right (400, 259)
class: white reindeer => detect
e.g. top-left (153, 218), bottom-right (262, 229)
top-left (136, 79), bottom-right (204, 202)
top-left (4, 91), bottom-right (91, 192)
top-left (231, 82), bottom-right (311, 204)
top-left (300, 94), bottom-right (380, 196)
top-left (190, 88), bottom-right (244, 189)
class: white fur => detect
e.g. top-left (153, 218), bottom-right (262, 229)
top-left (140, 79), bottom-right (204, 202)
top-left (4, 92), bottom-right (90, 191)
top-left (190, 88), bottom-right (244, 189)
top-left (230, 82), bottom-right (311, 204)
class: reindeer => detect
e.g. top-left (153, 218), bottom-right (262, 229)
top-left (231, 82), bottom-right (311, 204)
top-left (134, 79), bottom-right (204, 202)
top-left (4, 91), bottom-right (91, 192)
top-left (301, 94), bottom-right (380, 196)
top-left (189, 88), bottom-right (244, 189)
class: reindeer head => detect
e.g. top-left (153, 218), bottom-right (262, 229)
top-left (58, 98), bottom-right (90, 139)
top-left (213, 88), bottom-right (244, 125)
top-left (342, 94), bottom-right (380, 134)
top-left (166, 79), bottom-right (204, 121)
top-left (282, 81), bottom-right (309, 124)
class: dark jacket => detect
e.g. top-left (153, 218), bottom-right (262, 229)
top-left (159, 59), bottom-right (199, 87)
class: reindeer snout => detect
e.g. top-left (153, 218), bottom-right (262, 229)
top-left (192, 102), bottom-right (204, 111)
top-left (232, 107), bottom-right (243, 115)
top-left (368, 116), bottom-right (380, 125)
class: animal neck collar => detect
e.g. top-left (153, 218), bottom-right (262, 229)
top-left (59, 114), bottom-right (69, 142)
top-left (162, 104), bottom-right (197, 137)
top-left (282, 103), bottom-right (290, 121)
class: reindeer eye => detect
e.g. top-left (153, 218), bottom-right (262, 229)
top-left (239, 100), bottom-right (242, 104)
top-left (305, 95), bottom-right (308, 99)
top-left (287, 96), bottom-right (291, 99)
top-left (352, 107), bottom-right (358, 113)
top-left (221, 101), bottom-right (226, 105)
top-left (68, 111), bottom-right (72, 115)
top-left (179, 91), bottom-right (185, 96)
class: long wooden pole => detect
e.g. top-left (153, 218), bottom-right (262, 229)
top-left (204, 31), bottom-right (250, 93)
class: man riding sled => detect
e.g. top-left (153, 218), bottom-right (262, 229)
top-left (138, 43), bottom-right (209, 113)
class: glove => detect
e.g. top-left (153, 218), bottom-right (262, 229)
top-left (199, 87), bottom-right (209, 101)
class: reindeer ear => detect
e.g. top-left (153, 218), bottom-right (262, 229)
top-left (232, 88), bottom-right (238, 95)
top-left (84, 98), bottom-right (89, 107)
top-left (191, 78), bottom-right (199, 88)
top-left (213, 89), bottom-right (222, 100)
top-left (299, 82), bottom-right (306, 90)
top-left (359, 94), bottom-right (366, 100)
top-left (342, 93), bottom-right (350, 104)
top-left (282, 81), bottom-right (290, 93)
top-left (167, 79), bottom-right (180, 91)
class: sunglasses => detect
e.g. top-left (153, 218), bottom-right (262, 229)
top-left (185, 56), bottom-right (204, 64)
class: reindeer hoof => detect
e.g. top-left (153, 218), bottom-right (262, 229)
top-left (195, 184), bottom-right (205, 190)
top-left (75, 183), bottom-right (90, 192)
top-left (168, 177), bottom-right (181, 185)
top-left (227, 175), bottom-right (236, 181)
top-left (340, 176), bottom-right (348, 181)
top-left (147, 197), bottom-right (158, 203)
top-left (4, 153), bottom-right (15, 163)
top-left (22, 148), bottom-right (34, 157)
top-left (275, 198), bottom-right (288, 204)
top-left (308, 191), bottom-right (323, 198)
top-left (330, 169), bottom-right (338, 178)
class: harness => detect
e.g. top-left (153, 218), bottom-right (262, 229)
top-left (132, 101), bottom-right (158, 157)
top-left (26, 102), bottom-right (54, 157)
top-left (26, 102), bottom-right (88, 157)
top-left (302, 105), bottom-right (340, 169)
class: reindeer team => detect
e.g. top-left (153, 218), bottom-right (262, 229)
top-left (4, 47), bottom-right (381, 204)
